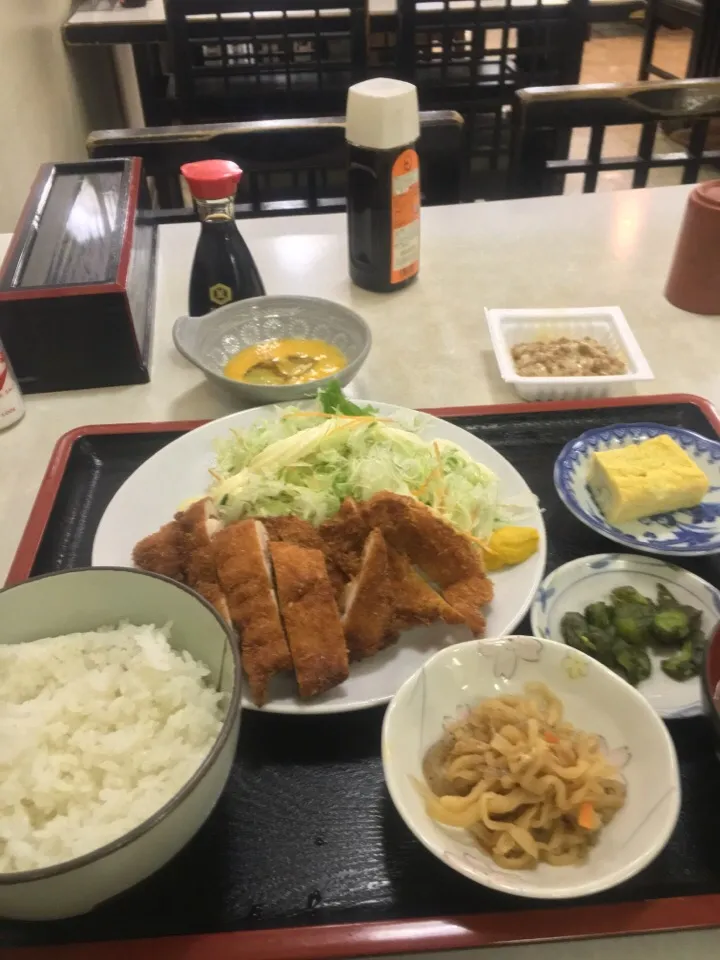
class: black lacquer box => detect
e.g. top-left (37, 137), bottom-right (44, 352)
top-left (0, 157), bottom-right (156, 393)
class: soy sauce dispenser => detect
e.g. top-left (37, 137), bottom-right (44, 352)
top-left (181, 160), bottom-right (265, 316)
top-left (346, 78), bottom-right (421, 293)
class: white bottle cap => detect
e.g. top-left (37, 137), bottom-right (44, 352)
top-left (345, 78), bottom-right (420, 151)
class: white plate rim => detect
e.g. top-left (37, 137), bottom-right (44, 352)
top-left (92, 400), bottom-right (547, 715)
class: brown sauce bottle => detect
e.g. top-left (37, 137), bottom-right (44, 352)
top-left (346, 79), bottom-right (421, 294)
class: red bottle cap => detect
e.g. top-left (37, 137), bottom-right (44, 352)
top-left (181, 159), bottom-right (242, 200)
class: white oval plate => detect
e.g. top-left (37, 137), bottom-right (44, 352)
top-left (93, 401), bottom-right (547, 714)
top-left (382, 636), bottom-right (680, 899)
top-left (531, 554), bottom-right (720, 719)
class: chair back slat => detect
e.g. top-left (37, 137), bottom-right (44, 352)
top-left (394, 0), bottom-right (589, 200)
top-left (164, 0), bottom-right (368, 122)
top-left (87, 111), bottom-right (465, 218)
top-left (396, 0), bottom-right (589, 97)
top-left (510, 78), bottom-right (720, 197)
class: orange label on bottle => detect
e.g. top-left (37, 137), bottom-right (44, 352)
top-left (390, 149), bottom-right (420, 285)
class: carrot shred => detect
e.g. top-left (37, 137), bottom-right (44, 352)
top-left (543, 730), bottom-right (559, 744)
top-left (413, 464), bottom-right (441, 499)
top-left (577, 801), bottom-right (596, 830)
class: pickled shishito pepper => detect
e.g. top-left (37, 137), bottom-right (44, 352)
top-left (557, 581), bottom-right (706, 687)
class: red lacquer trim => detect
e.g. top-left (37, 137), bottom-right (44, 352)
top-left (2, 894), bottom-right (719, 960)
top-left (422, 392), bottom-right (720, 424)
top-left (7, 393), bottom-right (719, 588)
top-left (4, 394), bottom-right (720, 955)
top-left (4, 420), bottom-right (206, 587)
top-left (0, 157), bottom-right (141, 302)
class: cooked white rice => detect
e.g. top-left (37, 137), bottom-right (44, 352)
top-left (0, 623), bottom-right (225, 873)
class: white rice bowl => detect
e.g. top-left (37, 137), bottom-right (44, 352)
top-left (0, 622), bottom-right (226, 874)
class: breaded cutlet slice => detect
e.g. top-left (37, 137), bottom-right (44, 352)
top-left (175, 498), bottom-right (230, 622)
top-left (386, 548), bottom-right (466, 632)
top-left (262, 515), bottom-right (346, 600)
top-left (213, 520), bottom-right (292, 706)
top-left (318, 498), bottom-right (369, 580)
top-left (133, 521), bottom-right (186, 582)
top-left (270, 542), bottom-right (349, 699)
top-left (363, 492), bottom-right (492, 636)
top-left (342, 529), bottom-right (396, 660)
top-left (442, 577), bottom-right (493, 636)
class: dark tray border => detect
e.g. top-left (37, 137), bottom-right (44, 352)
top-left (5, 392), bottom-right (720, 959)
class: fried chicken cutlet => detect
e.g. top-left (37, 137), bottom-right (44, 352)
top-left (363, 492), bottom-right (492, 635)
top-left (175, 498), bottom-right (230, 622)
top-left (132, 521), bottom-right (186, 582)
top-left (213, 520), bottom-right (292, 706)
top-left (386, 549), bottom-right (466, 632)
top-left (270, 542), bottom-right (349, 698)
top-left (342, 529), bottom-right (396, 660)
top-left (319, 498), bottom-right (369, 580)
top-left (262, 515), bottom-right (346, 599)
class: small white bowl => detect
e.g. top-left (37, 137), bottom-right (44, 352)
top-left (173, 294), bottom-right (371, 405)
top-left (382, 635), bottom-right (680, 900)
top-left (531, 554), bottom-right (720, 720)
top-left (485, 306), bottom-right (654, 401)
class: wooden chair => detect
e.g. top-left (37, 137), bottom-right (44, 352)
top-left (394, 0), bottom-right (589, 198)
top-left (509, 78), bottom-right (720, 198)
top-left (86, 111), bottom-right (466, 218)
top-left (638, 0), bottom-right (702, 81)
top-left (164, 0), bottom-right (367, 123)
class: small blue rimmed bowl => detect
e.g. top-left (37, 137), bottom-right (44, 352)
top-left (173, 295), bottom-right (372, 405)
top-left (554, 422), bottom-right (720, 557)
top-left (531, 553), bottom-right (720, 720)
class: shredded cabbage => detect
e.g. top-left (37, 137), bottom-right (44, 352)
top-left (209, 410), bottom-right (503, 538)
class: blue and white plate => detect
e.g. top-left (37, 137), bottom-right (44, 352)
top-left (531, 553), bottom-right (720, 719)
top-left (554, 422), bottom-right (720, 557)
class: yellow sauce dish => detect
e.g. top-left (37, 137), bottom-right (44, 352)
top-left (224, 338), bottom-right (347, 386)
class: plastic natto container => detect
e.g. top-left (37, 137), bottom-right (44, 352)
top-left (485, 306), bottom-right (654, 402)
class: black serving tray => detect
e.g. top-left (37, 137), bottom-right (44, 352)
top-left (4, 395), bottom-right (720, 958)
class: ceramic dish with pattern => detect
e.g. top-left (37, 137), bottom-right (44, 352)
top-left (554, 422), bottom-right (720, 557)
top-left (531, 554), bottom-right (720, 720)
top-left (382, 635), bottom-right (680, 899)
top-left (173, 295), bottom-right (372, 405)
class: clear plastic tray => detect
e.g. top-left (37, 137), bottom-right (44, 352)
top-left (485, 306), bottom-right (655, 401)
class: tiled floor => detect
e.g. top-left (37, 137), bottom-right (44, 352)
top-left (565, 24), bottom-right (701, 193)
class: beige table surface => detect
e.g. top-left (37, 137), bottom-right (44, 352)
top-left (1, 184), bottom-right (719, 957)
